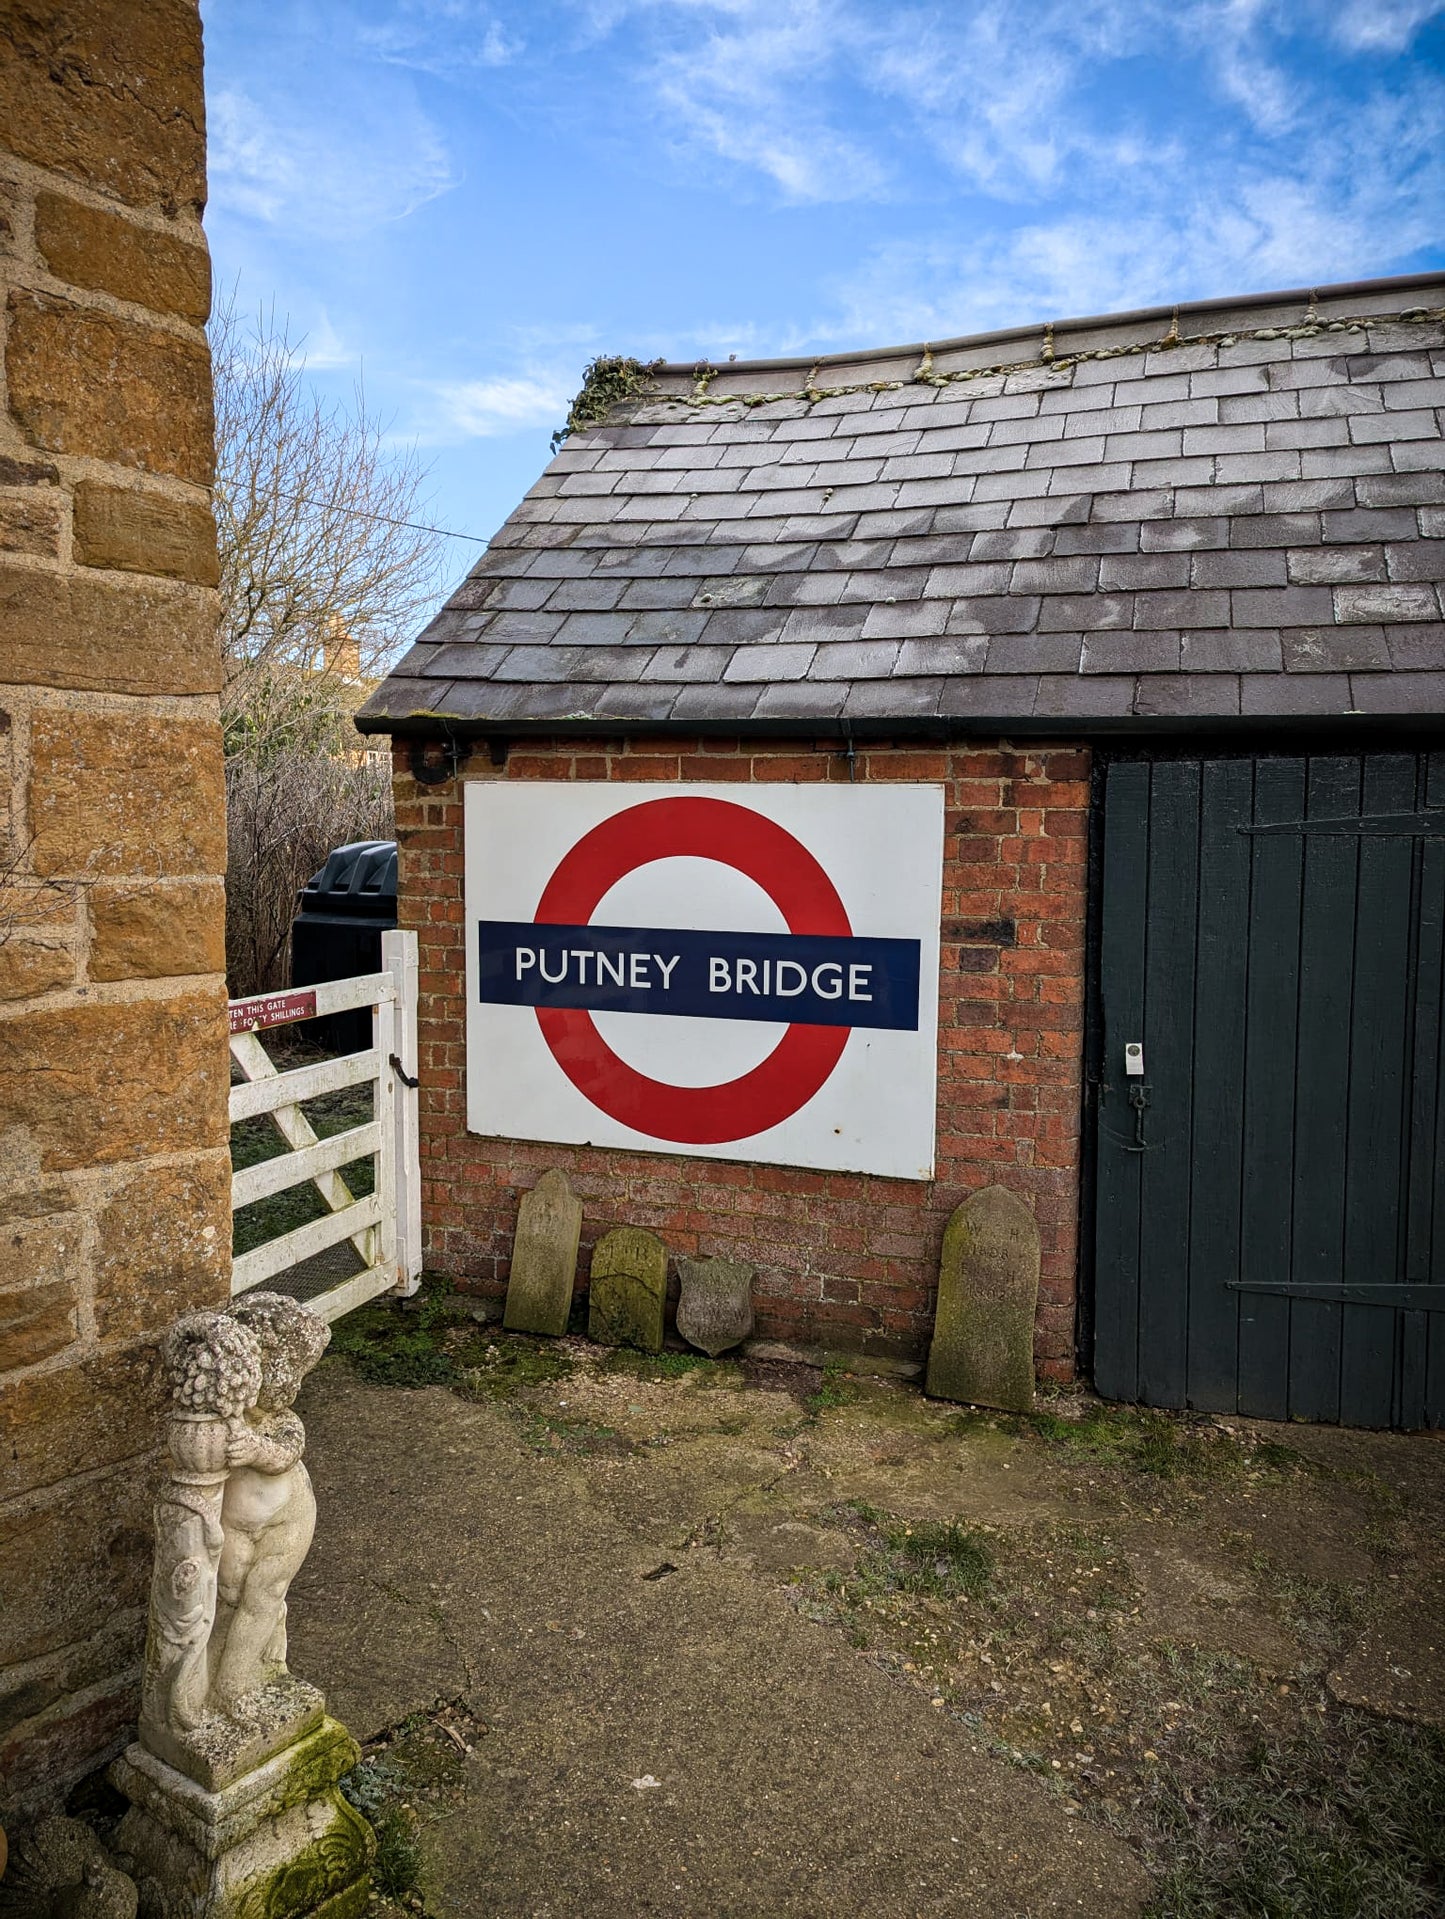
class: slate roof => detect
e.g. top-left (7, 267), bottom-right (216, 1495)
top-left (359, 274), bottom-right (1445, 736)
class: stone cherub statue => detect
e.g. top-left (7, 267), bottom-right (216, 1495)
top-left (212, 1293), bottom-right (329, 1714)
top-left (143, 1293), bottom-right (329, 1759)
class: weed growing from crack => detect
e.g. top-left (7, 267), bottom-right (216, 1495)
top-left (340, 1698), bottom-right (486, 1914)
top-left (369, 1808), bottom-right (425, 1903)
top-left (806, 1359), bottom-right (860, 1417)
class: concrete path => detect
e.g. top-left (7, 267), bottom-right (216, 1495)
top-left (290, 1364), bottom-right (1146, 1918)
top-left (286, 1329), bottom-right (1444, 1918)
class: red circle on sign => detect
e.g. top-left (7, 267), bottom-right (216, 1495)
top-left (533, 797), bottom-right (852, 1144)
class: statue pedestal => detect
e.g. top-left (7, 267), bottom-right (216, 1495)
top-left (112, 1717), bottom-right (373, 1919)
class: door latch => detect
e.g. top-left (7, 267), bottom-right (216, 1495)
top-left (1123, 1080), bottom-right (1152, 1152)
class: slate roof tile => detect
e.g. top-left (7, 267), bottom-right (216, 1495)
top-left (1390, 439), bottom-right (1445, 472)
top-left (1191, 550), bottom-right (1288, 588)
top-left (984, 633), bottom-right (1082, 673)
top-left (1302, 445), bottom-right (1393, 478)
top-left (1385, 540), bottom-right (1445, 582)
top-left (1081, 630), bottom-right (1181, 673)
top-left (1288, 547), bottom-right (1386, 584)
top-left (1386, 625), bottom-right (1445, 669)
top-left (1101, 553), bottom-right (1192, 590)
top-left (1033, 674), bottom-right (1136, 717)
top-left (1180, 630), bottom-right (1283, 673)
top-left (947, 594), bottom-right (1042, 635)
top-left (1141, 518), bottom-right (1228, 552)
top-left (1134, 674), bottom-right (1241, 716)
top-left (1354, 670), bottom-right (1445, 711)
top-left (360, 275), bottom-right (1445, 733)
top-left (1037, 592), bottom-right (1133, 632)
top-left (860, 600), bottom-right (952, 640)
top-left (1283, 626), bottom-right (1394, 671)
top-left (1334, 582), bottom-right (1440, 623)
top-left (1240, 673), bottom-right (1352, 714)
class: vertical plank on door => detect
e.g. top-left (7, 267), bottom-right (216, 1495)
top-left (1094, 760), bottom-right (1151, 1402)
top-left (1289, 756), bottom-right (1362, 1424)
top-left (1137, 759), bottom-right (1200, 1408)
top-left (1238, 756), bottom-right (1306, 1421)
top-left (1186, 758), bottom-right (1254, 1413)
top-left (1419, 752), bottom-right (1445, 1428)
top-left (1340, 756), bottom-right (1416, 1427)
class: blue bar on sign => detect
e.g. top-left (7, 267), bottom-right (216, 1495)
top-left (477, 920), bottom-right (920, 1032)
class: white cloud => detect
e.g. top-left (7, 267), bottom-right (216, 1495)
top-left (579, 0), bottom-right (1444, 212)
top-left (1330, 0), bottom-right (1445, 49)
top-left (642, 0), bottom-right (888, 201)
top-left (826, 77), bottom-right (1445, 349)
top-left (356, 0), bottom-right (521, 72)
top-left (419, 371), bottom-right (577, 440)
top-left (209, 78), bottom-right (456, 234)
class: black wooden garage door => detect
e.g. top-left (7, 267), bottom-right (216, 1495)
top-left (1092, 750), bottom-right (1445, 1430)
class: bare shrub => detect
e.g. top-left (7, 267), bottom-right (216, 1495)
top-left (224, 738), bottom-right (393, 999)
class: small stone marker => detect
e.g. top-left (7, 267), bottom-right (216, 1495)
top-left (675, 1257), bottom-right (754, 1357)
top-left (503, 1169), bottom-right (582, 1337)
top-left (589, 1226), bottom-right (667, 1353)
top-left (925, 1185), bottom-right (1040, 1412)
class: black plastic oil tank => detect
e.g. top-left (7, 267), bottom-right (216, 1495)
top-left (290, 840), bottom-right (398, 1051)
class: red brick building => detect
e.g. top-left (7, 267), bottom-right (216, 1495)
top-left (360, 275), bottom-right (1445, 1424)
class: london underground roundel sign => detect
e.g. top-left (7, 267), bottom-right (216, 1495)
top-left (464, 783), bottom-right (944, 1179)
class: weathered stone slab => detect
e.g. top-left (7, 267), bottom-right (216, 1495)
top-left (503, 1170), bottom-right (581, 1337)
top-left (675, 1258), bottom-right (754, 1357)
top-left (588, 1227), bottom-right (666, 1353)
top-left (925, 1185), bottom-right (1039, 1412)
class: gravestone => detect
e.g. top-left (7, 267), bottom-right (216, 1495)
top-left (675, 1257), bottom-right (754, 1357)
top-left (925, 1185), bottom-right (1040, 1412)
top-left (589, 1227), bottom-right (667, 1353)
top-left (503, 1169), bottom-right (582, 1337)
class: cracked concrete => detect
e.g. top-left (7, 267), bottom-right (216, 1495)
top-left (286, 1344), bottom-right (1444, 1917)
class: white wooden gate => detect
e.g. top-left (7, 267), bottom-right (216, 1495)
top-left (228, 928), bottom-right (421, 1322)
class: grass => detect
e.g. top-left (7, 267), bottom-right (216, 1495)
top-left (822, 1503), bottom-right (993, 1606)
top-left (327, 1282), bottom-right (465, 1389)
top-left (230, 1080), bottom-right (375, 1258)
top-left (1141, 1713), bottom-right (1445, 1918)
top-left (369, 1808), bottom-right (425, 1902)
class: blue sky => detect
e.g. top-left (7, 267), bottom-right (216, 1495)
top-left (202, 0), bottom-right (1445, 585)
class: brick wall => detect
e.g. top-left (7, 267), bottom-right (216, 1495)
top-left (394, 735), bottom-right (1089, 1377)
top-left (0, 3), bottom-right (229, 1812)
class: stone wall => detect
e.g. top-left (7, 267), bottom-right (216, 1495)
top-left (394, 735), bottom-right (1089, 1377)
top-left (0, 2), bottom-right (229, 1812)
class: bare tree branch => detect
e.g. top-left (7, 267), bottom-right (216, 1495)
top-left (213, 296), bottom-right (444, 993)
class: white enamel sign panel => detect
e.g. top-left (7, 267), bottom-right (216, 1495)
top-left (464, 782), bottom-right (944, 1178)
